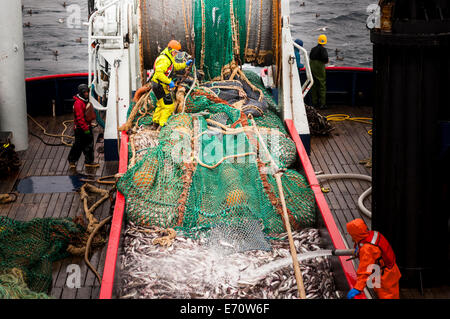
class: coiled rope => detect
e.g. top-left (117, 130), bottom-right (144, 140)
top-left (67, 178), bottom-right (118, 283)
top-left (27, 114), bottom-right (74, 146)
top-left (325, 114), bottom-right (373, 135)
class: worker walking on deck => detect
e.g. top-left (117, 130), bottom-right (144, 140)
top-left (150, 40), bottom-right (193, 128)
top-left (309, 34), bottom-right (329, 109)
top-left (346, 218), bottom-right (401, 299)
top-left (68, 84), bottom-right (99, 170)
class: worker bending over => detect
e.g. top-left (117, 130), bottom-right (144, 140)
top-left (150, 40), bottom-right (193, 128)
top-left (309, 34), bottom-right (329, 110)
top-left (346, 218), bottom-right (401, 299)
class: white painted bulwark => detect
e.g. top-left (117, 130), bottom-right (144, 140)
top-left (0, 0), bottom-right (29, 151)
top-left (99, 49), bottom-right (131, 142)
top-left (280, 0), bottom-right (310, 138)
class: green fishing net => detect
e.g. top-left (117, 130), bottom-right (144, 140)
top-left (118, 73), bottom-right (316, 238)
top-left (193, 0), bottom-right (247, 80)
top-left (0, 216), bottom-right (85, 295)
top-left (119, 0), bottom-right (315, 240)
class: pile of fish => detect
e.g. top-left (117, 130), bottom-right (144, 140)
top-left (129, 127), bottom-right (159, 166)
top-left (118, 223), bottom-right (340, 299)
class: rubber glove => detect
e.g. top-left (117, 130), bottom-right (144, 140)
top-left (186, 59), bottom-right (193, 67)
top-left (84, 130), bottom-right (91, 135)
top-left (347, 288), bottom-right (361, 299)
top-left (168, 81), bottom-right (175, 89)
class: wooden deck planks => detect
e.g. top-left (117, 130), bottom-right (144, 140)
top-left (310, 106), bottom-right (373, 242)
top-left (0, 114), bottom-right (118, 299)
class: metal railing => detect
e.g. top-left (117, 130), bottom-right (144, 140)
top-left (292, 40), bottom-right (314, 98)
top-left (87, 0), bottom-right (126, 112)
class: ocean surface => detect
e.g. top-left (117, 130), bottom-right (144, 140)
top-left (22, 0), bottom-right (374, 77)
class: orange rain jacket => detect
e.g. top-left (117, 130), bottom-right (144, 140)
top-left (346, 218), bottom-right (402, 299)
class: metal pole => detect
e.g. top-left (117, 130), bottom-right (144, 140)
top-left (0, 0), bottom-right (28, 151)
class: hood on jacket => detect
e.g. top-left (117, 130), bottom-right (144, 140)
top-left (346, 218), bottom-right (370, 242)
top-left (162, 47), bottom-right (176, 60)
top-left (74, 94), bottom-right (88, 104)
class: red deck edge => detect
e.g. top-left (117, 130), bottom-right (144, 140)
top-left (97, 120), bottom-right (362, 299)
top-left (285, 119), bottom-right (364, 297)
top-left (99, 131), bottom-right (128, 299)
top-left (25, 73), bottom-right (90, 82)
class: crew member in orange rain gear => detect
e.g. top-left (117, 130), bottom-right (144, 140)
top-left (346, 218), bottom-right (402, 299)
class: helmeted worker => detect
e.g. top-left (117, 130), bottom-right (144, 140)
top-left (309, 34), bottom-right (329, 109)
top-left (150, 40), bottom-right (193, 128)
top-left (68, 84), bottom-right (99, 169)
top-left (346, 218), bottom-right (402, 299)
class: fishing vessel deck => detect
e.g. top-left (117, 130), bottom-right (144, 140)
top-left (1, 107), bottom-right (448, 299)
top-left (310, 105), bottom-right (373, 246)
top-left (0, 113), bottom-right (116, 299)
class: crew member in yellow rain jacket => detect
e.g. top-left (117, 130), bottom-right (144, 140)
top-left (150, 40), bottom-right (193, 128)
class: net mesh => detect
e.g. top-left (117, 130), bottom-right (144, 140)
top-left (118, 70), bottom-right (316, 240)
top-left (191, 0), bottom-right (276, 80)
top-left (193, 0), bottom-right (247, 80)
top-left (119, 0), bottom-right (315, 243)
top-left (0, 216), bottom-right (86, 295)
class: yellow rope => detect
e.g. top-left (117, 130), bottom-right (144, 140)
top-left (0, 193), bottom-right (17, 204)
top-left (118, 90), bottom-right (152, 132)
top-left (66, 182), bottom-right (114, 283)
top-left (229, 0), bottom-right (240, 59)
top-left (195, 152), bottom-right (257, 169)
top-left (256, 0), bottom-right (263, 56)
top-left (27, 114), bottom-right (74, 146)
top-left (326, 114), bottom-right (373, 135)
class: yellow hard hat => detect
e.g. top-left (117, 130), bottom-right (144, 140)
top-left (318, 34), bottom-right (327, 45)
top-left (168, 40), bottom-right (181, 51)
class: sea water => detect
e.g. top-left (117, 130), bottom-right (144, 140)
top-left (22, 0), bottom-right (375, 77)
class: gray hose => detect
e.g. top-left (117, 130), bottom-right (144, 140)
top-left (316, 173), bottom-right (372, 218)
top-left (332, 249), bottom-right (355, 256)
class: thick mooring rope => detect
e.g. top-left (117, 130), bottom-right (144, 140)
top-left (66, 181), bottom-right (116, 284)
top-left (27, 114), bottom-right (74, 146)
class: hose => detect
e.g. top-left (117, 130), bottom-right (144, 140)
top-left (316, 173), bottom-right (372, 218)
top-left (29, 131), bottom-right (67, 147)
